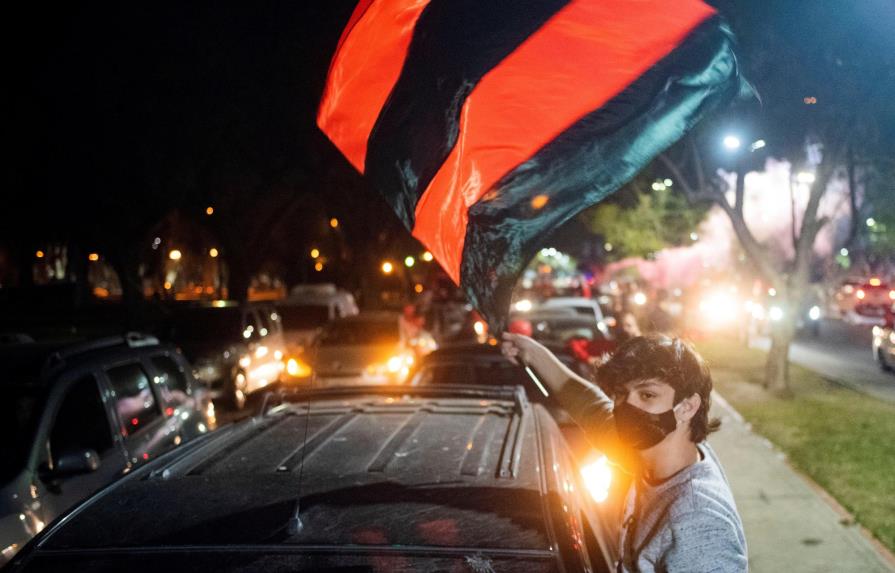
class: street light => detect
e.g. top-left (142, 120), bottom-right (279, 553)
top-left (168, 249), bottom-right (182, 261)
top-left (796, 172), bottom-right (816, 184)
top-left (205, 206), bottom-right (214, 216)
top-left (35, 250), bottom-right (45, 259)
top-left (404, 256), bottom-right (415, 268)
top-left (330, 218), bottom-right (339, 229)
top-left (88, 253), bottom-right (100, 262)
top-left (723, 135), bottom-right (741, 150)
top-left (381, 261), bottom-right (394, 274)
top-left (866, 218), bottom-right (876, 227)
top-left (310, 248), bottom-right (320, 259)
top-left (421, 251), bottom-right (434, 262)
top-left (209, 248), bottom-right (219, 258)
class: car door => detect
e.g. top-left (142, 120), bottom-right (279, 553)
top-left (101, 360), bottom-right (179, 465)
top-left (147, 351), bottom-right (213, 439)
top-left (36, 373), bottom-right (128, 520)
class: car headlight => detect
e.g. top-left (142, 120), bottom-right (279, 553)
top-left (286, 357), bottom-right (312, 378)
top-left (769, 306), bottom-right (784, 321)
top-left (366, 354), bottom-right (414, 381)
top-left (580, 455), bottom-right (612, 503)
top-left (193, 360), bottom-right (223, 382)
top-left (699, 293), bottom-right (739, 324)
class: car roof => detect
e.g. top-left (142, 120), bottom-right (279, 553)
top-left (331, 310), bottom-right (399, 323)
top-left (0, 342), bottom-right (70, 387)
top-left (1, 334), bottom-right (163, 389)
top-left (542, 297), bottom-right (596, 306)
top-left (36, 387), bottom-right (558, 559)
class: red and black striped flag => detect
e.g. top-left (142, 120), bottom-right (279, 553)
top-left (318, 0), bottom-right (748, 329)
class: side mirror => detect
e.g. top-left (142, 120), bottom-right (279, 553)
top-left (41, 449), bottom-right (100, 481)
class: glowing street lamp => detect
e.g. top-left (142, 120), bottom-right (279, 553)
top-left (796, 172), bottom-right (816, 184)
top-left (310, 248), bottom-right (320, 259)
top-left (329, 217), bottom-right (339, 228)
top-left (205, 206), bottom-right (214, 216)
top-left (421, 251), bottom-right (434, 262)
top-left (722, 135), bottom-right (741, 151)
top-left (404, 256), bottom-right (415, 268)
top-left (381, 261), bottom-right (394, 274)
top-left (168, 249), bottom-right (182, 261)
top-left (88, 253), bottom-right (100, 262)
top-left (35, 250), bottom-right (45, 259)
top-left (209, 248), bottom-right (219, 258)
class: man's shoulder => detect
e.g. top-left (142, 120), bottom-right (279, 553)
top-left (666, 445), bottom-right (740, 520)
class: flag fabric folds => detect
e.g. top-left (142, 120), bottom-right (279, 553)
top-left (318, 0), bottom-right (748, 330)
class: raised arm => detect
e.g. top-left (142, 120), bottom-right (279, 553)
top-left (502, 333), bottom-right (616, 442)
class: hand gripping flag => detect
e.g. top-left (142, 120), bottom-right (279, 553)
top-left (318, 0), bottom-right (748, 331)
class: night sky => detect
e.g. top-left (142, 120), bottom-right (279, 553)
top-left (5, 1), bottom-right (894, 272)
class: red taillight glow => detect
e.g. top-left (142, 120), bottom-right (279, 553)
top-left (131, 417), bottom-right (139, 426)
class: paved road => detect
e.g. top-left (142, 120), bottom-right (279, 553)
top-left (751, 319), bottom-right (895, 402)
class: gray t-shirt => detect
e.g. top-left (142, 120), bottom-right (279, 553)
top-left (617, 442), bottom-right (747, 572)
top-left (556, 377), bottom-right (747, 572)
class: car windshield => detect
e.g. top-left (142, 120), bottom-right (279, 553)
top-left (415, 361), bottom-right (527, 387)
top-left (320, 320), bottom-right (399, 346)
top-left (0, 386), bottom-right (46, 482)
top-left (533, 319), bottom-right (606, 343)
top-left (170, 308), bottom-right (243, 341)
top-left (279, 305), bottom-right (330, 330)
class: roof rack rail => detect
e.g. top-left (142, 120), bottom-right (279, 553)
top-left (276, 384), bottom-right (529, 415)
top-left (43, 332), bottom-right (160, 376)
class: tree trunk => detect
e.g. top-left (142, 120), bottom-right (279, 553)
top-left (765, 312), bottom-right (796, 396)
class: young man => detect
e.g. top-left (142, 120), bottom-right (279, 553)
top-left (503, 332), bottom-right (747, 573)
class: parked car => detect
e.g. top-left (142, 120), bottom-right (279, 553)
top-left (872, 303), bottom-right (895, 372)
top-left (833, 277), bottom-right (893, 325)
top-left (278, 283), bottom-right (359, 357)
top-left (311, 311), bottom-right (425, 386)
top-left (540, 297), bottom-right (611, 337)
top-left (7, 385), bottom-right (617, 572)
top-left (407, 341), bottom-right (595, 455)
top-left (528, 314), bottom-right (616, 361)
top-left (162, 301), bottom-right (286, 410)
top-left (0, 333), bottom-right (213, 566)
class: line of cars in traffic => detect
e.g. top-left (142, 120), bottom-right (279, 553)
top-left (3, 290), bottom-right (624, 570)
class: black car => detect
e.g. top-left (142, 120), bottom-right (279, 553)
top-left (8, 386), bottom-right (617, 572)
top-left (161, 301), bottom-right (287, 410)
top-left (408, 341), bottom-right (591, 400)
top-left (0, 333), bottom-right (213, 566)
top-left (408, 341), bottom-right (596, 458)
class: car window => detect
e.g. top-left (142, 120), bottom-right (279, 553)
top-left (252, 307), bottom-right (273, 337)
top-left (171, 307), bottom-right (243, 341)
top-left (106, 363), bottom-right (162, 435)
top-left (320, 320), bottom-right (399, 345)
top-left (151, 354), bottom-right (190, 402)
top-left (267, 307), bottom-right (284, 334)
top-left (1, 387), bottom-right (47, 482)
top-left (50, 375), bottom-right (113, 461)
top-left (279, 305), bottom-right (331, 330)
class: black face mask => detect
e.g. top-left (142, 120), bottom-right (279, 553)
top-left (613, 400), bottom-right (679, 450)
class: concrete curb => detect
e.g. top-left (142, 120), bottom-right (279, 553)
top-left (712, 390), bottom-right (895, 571)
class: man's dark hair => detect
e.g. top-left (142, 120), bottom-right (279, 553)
top-left (595, 334), bottom-right (720, 442)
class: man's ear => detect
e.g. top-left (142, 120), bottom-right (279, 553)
top-left (676, 393), bottom-right (701, 422)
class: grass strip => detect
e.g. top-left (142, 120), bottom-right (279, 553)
top-left (698, 339), bottom-right (895, 552)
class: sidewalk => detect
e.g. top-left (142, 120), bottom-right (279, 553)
top-left (709, 392), bottom-right (895, 573)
